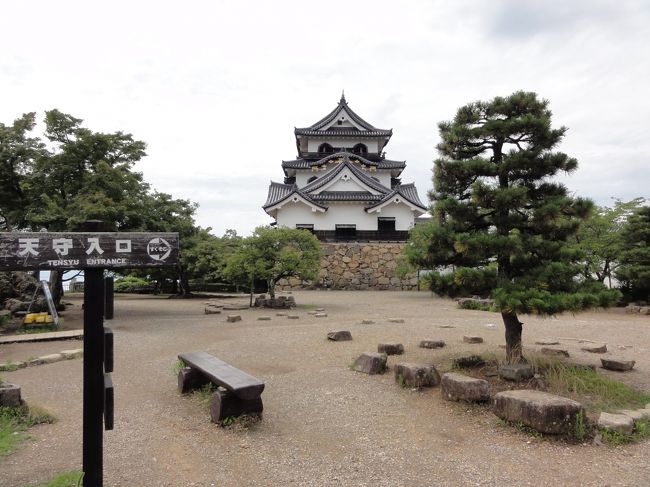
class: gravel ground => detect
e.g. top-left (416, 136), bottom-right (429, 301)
top-left (1, 291), bottom-right (649, 487)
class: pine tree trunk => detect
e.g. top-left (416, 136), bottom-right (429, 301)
top-left (502, 312), bottom-right (525, 364)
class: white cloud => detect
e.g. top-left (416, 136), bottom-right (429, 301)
top-left (1, 0), bottom-right (648, 235)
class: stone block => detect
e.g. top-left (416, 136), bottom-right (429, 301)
top-left (441, 372), bottom-right (490, 402)
top-left (314, 313), bottom-right (328, 318)
top-left (541, 347), bottom-right (570, 357)
top-left (581, 344), bottom-right (607, 353)
top-left (601, 358), bottom-right (635, 371)
top-left (388, 318), bottom-right (404, 323)
top-left (452, 355), bottom-right (485, 368)
top-left (535, 339), bottom-right (560, 345)
top-left (352, 352), bottom-right (388, 375)
top-left (619, 409), bottom-right (644, 421)
top-left (463, 336), bottom-right (483, 344)
top-left (394, 363), bottom-right (441, 388)
top-left (315, 308), bottom-right (325, 312)
top-left (378, 343), bottom-right (404, 355)
top-left (498, 363), bottom-right (534, 381)
top-left (637, 408), bottom-right (650, 420)
top-left (257, 316), bottom-right (271, 321)
top-left (276, 312), bottom-right (287, 316)
top-left (0, 383), bottom-right (22, 407)
top-left (226, 315), bottom-right (242, 323)
top-left (30, 353), bottom-right (63, 366)
top-left (287, 315), bottom-right (300, 320)
top-left (419, 340), bottom-right (446, 349)
top-left (327, 330), bottom-right (352, 341)
top-left (205, 307), bottom-right (221, 314)
top-left (493, 390), bottom-right (584, 435)
top-left (361, 319), bottom-right (375, 325)
top-left (598, 412), bottom-right (634, 434)
top-left (60, 349), bottom-right (83, 360)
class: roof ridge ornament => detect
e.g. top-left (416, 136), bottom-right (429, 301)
top-left (340, 90), bottom-right (346, 104)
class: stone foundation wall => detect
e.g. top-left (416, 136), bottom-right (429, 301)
top-left (276, 242), bottom-right (418, 291)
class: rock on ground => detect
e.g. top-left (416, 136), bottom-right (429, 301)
top-left (463, 336), bottom-right (483, 344)
top-left (327, 330), bottom-right (352, 341)
top-left (441, 372), bottom-right (490, 402)
top-left (601, 358), bottom-right (635, 371)
top-left (0, 383), bottom-right (22, 407)
top-left (498, 363), bottom-right (534, 382)
top-left (394, 363), bottom-right (441, 388)
top-left (581, 344), bottom-right (607, 353)
top-left (493, 389), bottom-right (584, 435)
top-left (541, 347), bottom-right (570, 357)
top-left (352, 352), bottom-right (388, 375)
top-left (535, 339), bottom-right (560, 345)
top-left (226, 315), bottom-right (242, 323)
top-left (378, 343), bottom-right (404, 355)
top-left (598, 412), bottom-right (634, 434)
top-left (419, 340), bottom-right (445, 349)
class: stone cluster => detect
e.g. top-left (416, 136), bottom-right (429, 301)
top-left (276, 242), bottom-right (418, 291)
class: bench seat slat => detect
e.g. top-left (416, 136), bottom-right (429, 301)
top-left (178, 352), bottom-right (264, 400)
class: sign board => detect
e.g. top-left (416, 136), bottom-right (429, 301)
top-left (0, 232), bottom-right (179, 271)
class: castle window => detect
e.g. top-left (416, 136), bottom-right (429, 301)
top-left (378, 217), bottom-right (396, 233)
top-left (318, 143), bottom-right (334, 154)
top-left (296, 224), bottom-right (314, 234)
top-left (307, 176), bottom-right (318, 183)
top-left (335, 224), bottom-right (356, 240)
top-left (352, 143), bottom-right (368, 156)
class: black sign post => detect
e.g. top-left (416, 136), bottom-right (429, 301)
top-left (0, 229), bottom-right (179, 487)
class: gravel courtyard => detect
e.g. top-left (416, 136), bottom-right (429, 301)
top-left (1, 291), bottom-right (649, 487)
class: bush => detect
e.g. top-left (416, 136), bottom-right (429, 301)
top-left (114, 276), bottom-right (154, 294)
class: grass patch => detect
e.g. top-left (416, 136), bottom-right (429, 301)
top-left (0, 362), bottom-right (21, 372)
top-left (0, 404), bottom-right (56, 456)
top-left (195, 383), bottom-right (218, 409)
top-left (171, 359), bottom-right (185, 376)
top-left (28, 470), bottom-right (84, 487)
top-left (600, 418), bottom-right (650, 446)
top-left (540, 362), bottom-right (650, 412)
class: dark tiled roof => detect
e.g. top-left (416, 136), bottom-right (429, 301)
top-left (264, 181), bottom-right (296, 207)
top-left (301, 159), bottom-right (391, 195)
top-left (295, 94), bottom-right (391, 135)
top-left (294, 128), bottom-right (392, 137)
top-left (281, 152), bottom-right (405, 171)
top-left (365, 183), bottom-right (427, 212)
top-left (311, 192), bottom-right (384, 202)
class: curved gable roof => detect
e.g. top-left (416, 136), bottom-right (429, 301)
top-left (295, 94), bottom-right (392, 136)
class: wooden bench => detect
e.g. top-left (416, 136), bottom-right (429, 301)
top-left (177, 351), bottom-right (264, 423)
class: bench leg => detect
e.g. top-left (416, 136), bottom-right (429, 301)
top-left (178, 367), bottom-right (210, 393)
top-left (210, 389), bottom-right (263, 424)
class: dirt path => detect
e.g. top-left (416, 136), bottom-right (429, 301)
top-left (1, 291), bottom-right (649, 486)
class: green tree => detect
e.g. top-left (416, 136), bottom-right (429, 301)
top-left (574, 198), bottom-right (645, 287)
top-left (224, 227), bottom-right (321, 299)
top-left (182, 229), bottom-right (243, 283)
top-left (615, 206), bottom-right (650, 302)
top-left (408, 91), bottom-right (619, 363)
top-left (0, 113), bottom-right (45, 230)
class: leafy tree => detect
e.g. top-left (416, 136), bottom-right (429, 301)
top-left (182, 229), bottom-right (243, 283)
top-left (224, 227), bottom-right (321, 299)
top-left (616, 206), bottom-right (650, 302)
top-left (407, 91), bottom-right (619, 363)
top-left (574, 198), bottom-right (645, 287)
top-left (0, 113), bottom-right (45, 230)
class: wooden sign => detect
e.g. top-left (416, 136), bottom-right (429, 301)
top-left (0, 232), bottom-right (179, 271)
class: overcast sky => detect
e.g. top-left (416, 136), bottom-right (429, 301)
top-left (2, 0), bottom-right (648, 236)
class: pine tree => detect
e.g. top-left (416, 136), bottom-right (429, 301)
top-left (615, 206), bottom-right (650, 302)
top-left (410, 91), bottom-right (619, 363)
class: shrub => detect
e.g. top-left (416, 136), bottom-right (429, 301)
top-left (114, 276), bottom-right (153, 294)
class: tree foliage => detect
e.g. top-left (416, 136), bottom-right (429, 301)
top-left (615, 206), bottom-right (650, 302)
top-left (406, 91), bottom-right (619, 363)
top-left (574, 198), bottom-right (645, 286)
top-left (0, 110), bottom-right (212, 298)
top-left (224, 227), bottom-right (321, 298)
